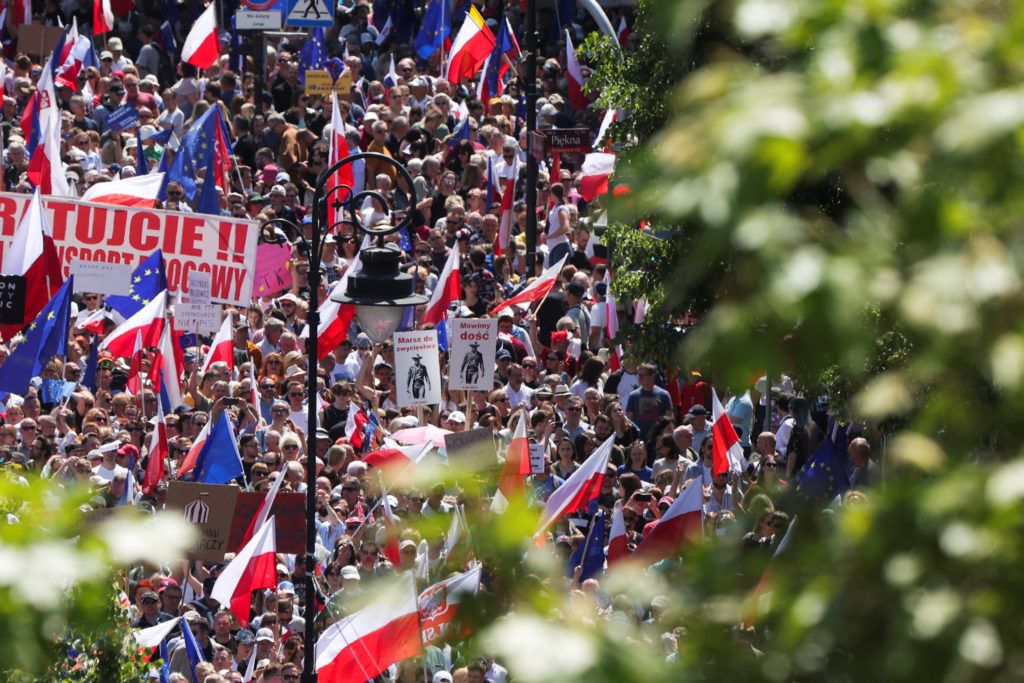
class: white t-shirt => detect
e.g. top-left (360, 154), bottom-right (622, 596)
top-left (93, 463), bottom-right (128, 483)
top-left (546, 205), bottom-right (570, 247)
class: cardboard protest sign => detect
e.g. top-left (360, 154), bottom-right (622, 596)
top-left (228, 491), bottom-right (305, 554)
top-left (444, 427), bottom-right (498, 473)
top-left (394, 329), bottom-right (442, 407)
top-left (0, 192), bottom-right (258, 306)
top-left (529, 443), bottom-right (546, 474)
top-left (251, 241), bottom-right (293, 297)
top-left (166, 482), bottom-right (239, 561)
top-left (449, 319), bottom-right (497, 391)
top-left (70, 259), bottom-right (133, 295)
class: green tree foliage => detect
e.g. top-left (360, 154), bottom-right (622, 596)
top-left (0, 475), bottom-right (193, 681)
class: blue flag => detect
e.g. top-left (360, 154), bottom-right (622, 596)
top-left (181, 616), bottom-right (206, 678)
top-left (136, 127), bottom-right (148, 175)
top-left (170, 105), bottom-right (232, 199)
top-left (105, 250), bottom-right (167, 320)
top-left (147, 128), bottom-right (174, 145)
top-left (81, 338), bottom-right (99, 392)
top-left (158, 638), bottom-right (171, 683)
top-left (414, 0), bottom-right (450, 59)
top-left (298, 27), bottom-right (325, 85)
top-left (192, 411), bottom-right (244, 485)
top-left (398, 258), bottom-right (417, 331)
top-left (159, 20), bottom-right (178, 60)
top-left (156, 146), bottom-right (173, 201)
top-left (196, 155), bottom-right (221, 215)
top-left (567, 510), bottom-right (606, 582)
top-left (436, 318), bottom-right (448, 351)
top-left (0, 277), bottom-right (73, 396)
top-left (40, 379), bottom-right (75, 405)
top-left (794, 431), bottom-right (850, 503)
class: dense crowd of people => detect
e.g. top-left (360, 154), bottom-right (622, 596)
top-left (0, 2), bottom-right (878, 682)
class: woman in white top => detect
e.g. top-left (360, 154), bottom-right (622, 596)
top-left (545, 183), bottom-right (572, 267)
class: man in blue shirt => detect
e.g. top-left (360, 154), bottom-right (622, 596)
top-left (626, 363), bottom-right (674, 437)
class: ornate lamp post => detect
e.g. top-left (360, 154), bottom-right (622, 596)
top-left (298, 153), bottom-right (427, 682)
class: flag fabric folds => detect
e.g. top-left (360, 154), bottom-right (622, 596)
top-left (414, 0), bottom-right (450, 59)
top-left (200, 314), bottom-right (235, 375)
top-left (711, 389), bottom-right (748, 475)
top-left (421, 246), bottom-right (460, 326)
top-left (0, 190), bottom-right (64, 341)
top-left (105, 250), bottom-right (168, 320)
top-left (579, 152), bottom-right (616, 202)
top-left (490, 255), bottom-right (568, 315)
top-left (142, 401), bottom-right (169, 496)
top-left (81, 173), bottom-right (166, 208)
top-left (634, 478), bottom-right (703, 562)
top-left (491, 412), bottom-right (531, 513)
top-left (186, 411), bottom-right (244, 485)
top-left (100, 289), bottom-right (167, 357)
top-left (794, 426), bottom-right (850, 503)
top-left (607, 503), bottom-right (629, 564)
top-left (94, 0), bottom-right (114, 35)
top-left (565, 30), bottom-right (589, 110)
top-left (535, 435), bottom-right (615, 542)
top-left (211, 516), bottom-right (277, 627)
top-left (418, 565), bottom-right (482, 646)
top-left (316, 573), bottom-right (423, 682)
top-left (182, 2), bottom-right (220, 68)
top-left (567, 510), bottom-right (606, 581)
top-left (0, 277), bottom-right (73, 395)
top-left (445, 6), bottom-right (495, 84)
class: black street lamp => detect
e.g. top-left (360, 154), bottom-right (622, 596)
top-left (299, 152), bottom-right (427, 683)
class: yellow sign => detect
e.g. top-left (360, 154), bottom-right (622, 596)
top-left (304, 69), bottom-right (354, 99)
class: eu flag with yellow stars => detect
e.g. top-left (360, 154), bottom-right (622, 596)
top-left (299, 27), bottom-right (325, 85)
top-left (794, 425), bottom-right (850, 504)
top-left (415, 0), bottom-right (450, 59)
top-left (0, 277), bottom-right (73, 396)
top-left (106, 250), bottom-right (168, 320)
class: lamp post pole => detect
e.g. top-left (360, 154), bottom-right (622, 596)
top-left (525, 0), bottom-right (539, 274)
top-left (297, 152), bottom-right (424, 683)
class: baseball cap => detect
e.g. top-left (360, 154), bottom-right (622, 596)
top-left (255, 628), bottom-right (275, 642)
top-left (355, 333), bottom-right (372, 350)
top-left (340, 566), bottom-right (361, 581)
top-left (433, 673), bottom-right (454, 683)
top-left (235, 628), bottom-right (255, 645)
top-left (447, 410), bottom-right (466, 424)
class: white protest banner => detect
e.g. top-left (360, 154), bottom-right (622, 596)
top-left (529, 443), bottom-right (546, 475)
top-left (175, 302), bottom-right (221, 333)
top-left (0, 192), bottom-right (258, 305)
top-left (187, 271), bottom-right (212, 305)
top-left (69, 259), bottom-right (132, 295)
top-left (393, 329), bottom-right (441, 407)
top-left (449, 318), bottom-right (497, 391)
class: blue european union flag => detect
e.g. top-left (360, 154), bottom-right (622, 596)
top-left (192, 411), bottom-right (244, 484)
top-left (437, 318), bottom-right (449, 351)
top-left (298, 27), bottom-right (325, 85)
top-left (158, 638), bottom-right (171, 683)
top-left (414, 0), bottom-right (450, 59)
top-left (0, 278), bottom-right (73, 396)
top-left (566, 510), bottom-right (606, 582)
top-left (169, 106), bottom-right (232, 199)
top-left (147, 128), bottom-right (174, 145)
top-left (181, 616), bottom-right (206, 679)
top-left (196, 155), bottom-right (221, 215)
top-left (81, 338), bottom-right (99, 392)
top-left (40, 379), bottom-right (75, 405)
top-left (136, 127), bottom-right (148, 176)
top-left (398, 261), bottom-right (417, 331)
top-left (106, 250), bottom-right (167, 320)
top-left (159, 20), bottom-right (178, 60)
top-left (794, 429), bottom-right (850, 503)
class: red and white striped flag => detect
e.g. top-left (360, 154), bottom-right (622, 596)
top-left (200, 314), bottom-right (234, 375)
top-left (211, 516), bottom-right (278, 627)
top-left (712, 389), bottom-right (748, 475)
top-left (607, 502), bottom-right (628, 564)
top-left (490, 254), bottom-right (568, 315)
top-left (490, 412), bottom-right (531, 513)
top-left (421, 246), bottom-right (460, 327)
top-left (535, 435), bottom-right (614, 544)
top-left (93, 0), bottom-right (114, 35)
top-left (181, 3), bottom-right (220, 69)
top-left (316, 573), bottom-right (422, 682)
top-left (633, 479), bottom-right (703, 562)
top-left (142, 401), bottom-right (168, 495)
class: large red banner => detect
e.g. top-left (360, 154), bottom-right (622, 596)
top-left (0, 192), bottom-right (258, 306)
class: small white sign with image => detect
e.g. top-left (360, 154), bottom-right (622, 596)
top-left (393, 329), bottom-right (442, 407)
top-left (449, 318), bottom-right (497, 391)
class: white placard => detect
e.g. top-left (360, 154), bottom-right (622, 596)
top-left (188, 271), bottom-right (212, 306)
top-left (70, 259), bottom-right (132, 295)
top-left (175, 302), bottom-right (220, 333)
top-left (529, 443), bottom-right (546, 475)
top-left (449, 318), bottom-right (497, 391)
top-left (393, 329), bottom-right (442, 407)
top-left (236, 9), bottom-right (282, 29)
